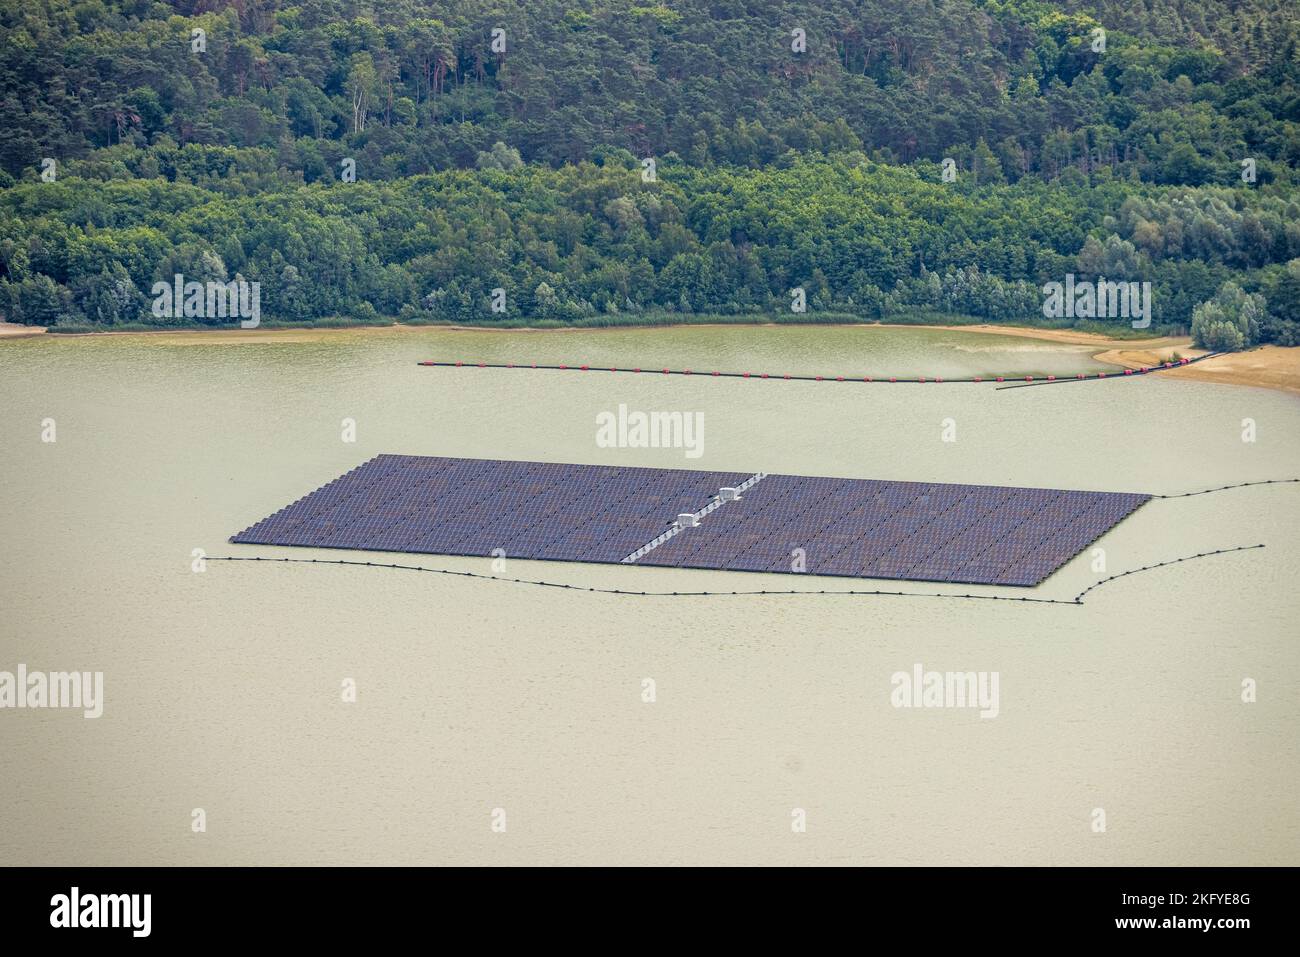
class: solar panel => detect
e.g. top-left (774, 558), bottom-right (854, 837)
top-left (230, 455), bottom-right (1149, 586)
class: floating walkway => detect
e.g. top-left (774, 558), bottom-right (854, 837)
top-left (621, 472), bottom-right (767, 563)
top-left (231, 456), bottom-right (1149, 587)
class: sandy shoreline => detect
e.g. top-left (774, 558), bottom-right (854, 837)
top-left (1119, 344), bottom-right (1300, 395)
top-left (0, 322), bottom-right (46, 338)
top-left (4, 319), bottom-right (1297, 395)
top-left (924, 325), bottom-right (1300, 395)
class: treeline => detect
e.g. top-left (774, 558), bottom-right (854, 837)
top-left (1, 0), bottom-right (1297, 347)
top-left (1, 0), bottom-right (1298, 186)
top-left (3, 152), bottom-right (1298, 343)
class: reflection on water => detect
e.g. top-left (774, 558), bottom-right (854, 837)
top-left (1, 325), bottom-right (1297, 865)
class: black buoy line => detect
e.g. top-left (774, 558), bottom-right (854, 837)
top-left (207, 544), bottom-right (1265, 607)
top-left (417, 351), bottom-right (1221, 386)
top-left (1148, 477), bottom-right (1300, 499)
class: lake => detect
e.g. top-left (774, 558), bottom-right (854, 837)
top-left (1, 324), bottom-right (1297, 865)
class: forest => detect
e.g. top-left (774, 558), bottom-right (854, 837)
top-left (1, 0), bottom-right (1298, 346)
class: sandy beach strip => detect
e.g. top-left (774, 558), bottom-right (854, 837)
top-left (883, 323), bottom-right (1300, 396)
top-left (1111, 344), bottom-right (1300, 396)
top-left (0, 322), bottom-right (47, 338)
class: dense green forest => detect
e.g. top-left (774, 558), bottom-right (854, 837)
top-left (1, 0), bottom-right (1298, 346)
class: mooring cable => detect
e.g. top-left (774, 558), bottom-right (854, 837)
top-left (207, 543), bottom-right (1263, 606)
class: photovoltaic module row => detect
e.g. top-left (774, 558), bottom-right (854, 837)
top-left (232, 455), bottom-right (750, 565)
top-left (230, 456), bottom-right (1150, 587)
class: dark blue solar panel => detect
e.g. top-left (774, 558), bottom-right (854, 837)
top-left (635, 475), bottom-right (1147, 586)
top-left (231, 456), bottom-right (1148, 586)
top-left (232, 455), bottom-right (750, 566)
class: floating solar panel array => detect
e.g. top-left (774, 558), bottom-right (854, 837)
top-left (231, 455), bottom-right (1149, 587)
